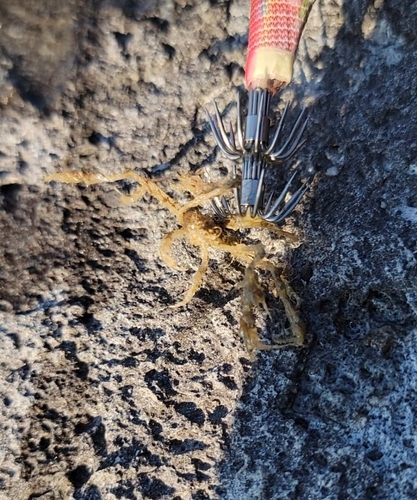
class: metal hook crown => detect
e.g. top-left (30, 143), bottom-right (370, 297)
top-left (206, 88), bottom-right (311, 223)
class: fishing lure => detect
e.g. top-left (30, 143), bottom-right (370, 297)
top-left (206, 0), bottom-right (316, 222)
top-left (45, 1), bottom-right (316, 355)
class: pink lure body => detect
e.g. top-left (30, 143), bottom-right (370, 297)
top-left (245, 0), bottom-right (316, 94)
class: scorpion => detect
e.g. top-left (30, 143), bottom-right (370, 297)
top-left (45, 168), bottom-right (305, 357)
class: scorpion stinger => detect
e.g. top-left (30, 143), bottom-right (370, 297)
top-left (206, 0), bottom-right (316, 222)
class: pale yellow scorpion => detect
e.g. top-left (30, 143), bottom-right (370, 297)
top-left (45, 169), bottom-right (305, 357)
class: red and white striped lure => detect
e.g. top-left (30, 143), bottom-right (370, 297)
top-left (245, 0), bottom-right (316, 93)
top-left (206, 0), bottom-right (316, 223)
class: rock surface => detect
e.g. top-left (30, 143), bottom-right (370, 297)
top-left (1, 0), bottom-right (417, 499)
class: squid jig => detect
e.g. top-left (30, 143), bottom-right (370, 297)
top-left (44, 1), bottom-right (318, 354)
top-left (206, 0), bottom-right (316, 223)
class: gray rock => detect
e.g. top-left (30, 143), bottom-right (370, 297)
top-left (1, 0), bottom-right (417, 498)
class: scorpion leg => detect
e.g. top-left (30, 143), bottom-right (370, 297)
top-left (236, 244), bottom-right (277, 355)
top-left (238, 259), bottom-right (273, 355)
top-left (45, 169), bottom-right (183, 219)
top-left (178, 181), bottom-right (238, 219)
top-left (44, 170), bottom-right (116, 186)
top-left (159, 228), bottom-right (189, 272)
top-left (171, 246), bottom-right (209, 308)
top-left (221, 217), bottom-right (303, 353)
top-left (228, 242), bottom-right (304, 355)
top-left (258, 260), bottom-right (305, 348)
top-left (226, 214), bottom-right (297, 243)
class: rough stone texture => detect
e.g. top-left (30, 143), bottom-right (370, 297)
top-left (1, 0), bottom-right (417, 499)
